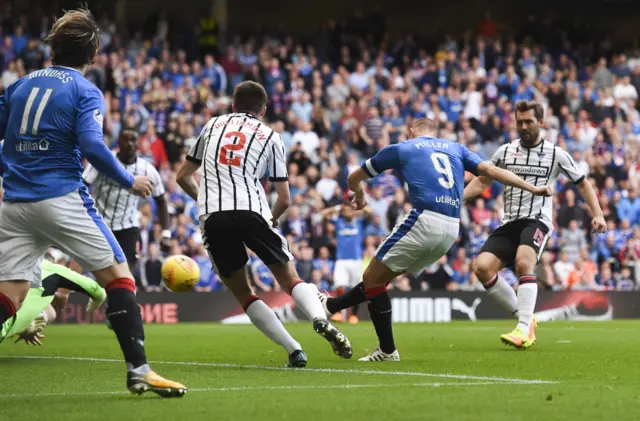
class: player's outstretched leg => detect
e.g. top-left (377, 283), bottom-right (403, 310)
top-left (93, 263), bottom-right (188, 397)
top-left (359, 259), bottom-right (400, 362)
top-left (223, 267), bottom-right (307, 367)
top-left (271, 262), bottom-right (352, 359)
top-left (41, 260), bottom-right (106, 313)
top-left (314, 282), bottom-right (368, 317)
top-left (474, 253), bottom-right (518, 317)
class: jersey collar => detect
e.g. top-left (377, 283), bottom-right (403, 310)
top-left (51, 65), bottom-right (83, 74)
top-left (519, 138), bottom-right (544, 149)
top-left (230, 112), bottom-right (261, 121)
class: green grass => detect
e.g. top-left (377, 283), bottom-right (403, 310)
top-left (1, 321), bottom-right (640, 420)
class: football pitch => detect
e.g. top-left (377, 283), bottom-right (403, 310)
top-left (1, 321), bottom-right (639, 421)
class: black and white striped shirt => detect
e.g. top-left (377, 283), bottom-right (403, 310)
top-left (83, 154), bottom-right (164, 231)
top-left (492, 139), bottom-right (584, 230)
top-left (186, 112), bottom-right (288, 222)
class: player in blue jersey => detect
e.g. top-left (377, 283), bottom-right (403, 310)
top-left (320, 199), bottom-right (371, 323)
top-left (318, 118), bottom-right (553, 361)
top-left (0, 9), bottom-right (186, 396)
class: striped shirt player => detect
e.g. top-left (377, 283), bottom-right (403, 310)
top-left (177, 81), bottom-right (353, 365)
top-left (82, 130), bottom-right (171, 271)
top-left (478, 138), bottom-right (584, 267)
top-left (466, 100), bottom-right (605, 351)
top-left (184, 110), bottom-right (292, 275)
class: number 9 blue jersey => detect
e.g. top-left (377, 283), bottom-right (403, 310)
top-left (361, 137), bottom-right (484, 219)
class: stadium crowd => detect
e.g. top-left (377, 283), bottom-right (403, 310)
top-left (1, 5), bottom-right (640, 293)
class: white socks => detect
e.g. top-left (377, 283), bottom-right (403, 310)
top-left (290, 282), bottom-right (326, 321)
top-left (516, 277), bottom-right (538, 332)
top-left (484, 275), bottom-right (518, 317)
top-left (129, 363), bottom-right (151, 374)
top-left (245, 299), bottom-right (301, 354)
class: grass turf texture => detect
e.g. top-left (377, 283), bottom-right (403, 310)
top-left (1, 321), bottom-right (639, 421)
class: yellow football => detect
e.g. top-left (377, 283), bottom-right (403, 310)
top-left (161, 255), bottom-right (200, 292)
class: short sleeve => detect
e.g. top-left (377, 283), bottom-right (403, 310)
top-left (491, 144), bottom-right (506, 166)
top-left (268, 133), bottom-right (288, 182)
top-left (148, 163), bottom-right (165, 197)
top-left (76, 87), bottom-right (105, 136)
top-left (556, 148), bottom-right (585, 184)
top-left (82, 163), bottom-right (100, 184)
top-left (362, 144), bottom-right (400, 177)
top-left (461, 145), bottom-right (484, 176)
top-left (186, 123), bottom-right (210, 165)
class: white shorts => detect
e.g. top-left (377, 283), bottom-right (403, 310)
top-left (375, 209), bottom-right (459, 277)
top-left (333, 259), bottom-right (363, 288)
top-left (0, 189), bottom-right (126, 286)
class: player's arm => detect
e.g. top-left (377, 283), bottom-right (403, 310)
top-left (349, 145), bottom-right (400, 209)
top-left (269, 136), bottom-right (291, 225)
top-left (558, 150), bottom-right (606, 233)
top-left (148, 166), bottom-right (171, 247)
top-left (477, 162), bottom-right (552, 196)
top-left (81, 163), bottom-right (99, 187)
top-left (321, 205), bottom-right (341, 220)
top-left (463, 176), bottom-right (492, 201)
top-left (461, 145), bottom-right (552, 197)
top-left (77, 89), bottom-right (151, 196)
top-left (177, 125), bottom-right (208, 200)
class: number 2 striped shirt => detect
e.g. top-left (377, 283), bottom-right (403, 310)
top-left (186, 112), bottom-right (288, 223)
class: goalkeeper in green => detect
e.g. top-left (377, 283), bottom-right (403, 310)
top-left (0, 258), bottom-right (106, 345)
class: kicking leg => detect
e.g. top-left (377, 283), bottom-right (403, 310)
top-left (358, 258), bottom-right (401, 362)
top-left (222, 265), bottom-right (306, 367)
top-left (474, 252), bottom-right (517, 317)
top-left (320, 283), bottom-right (367, 315)
top-left (270, 262), bottom-right (353, 359)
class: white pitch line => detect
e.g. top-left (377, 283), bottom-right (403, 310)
top-left (0, 355), bottom-right (557, 385)
top-left (0, 382), bottom-right (514, 399)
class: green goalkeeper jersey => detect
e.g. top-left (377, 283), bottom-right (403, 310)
top-left (0, 260), bottom-right (104, 343)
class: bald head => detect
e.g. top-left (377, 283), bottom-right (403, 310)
top-left (409, 118), bottom-right (437, 138)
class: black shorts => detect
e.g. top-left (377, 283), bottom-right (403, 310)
top-left (113, 227), bottom-right (141, 267)
top-left (479, 219), bottom-right (550, 267)
top-left (202, 210), bottom-right (292, 278)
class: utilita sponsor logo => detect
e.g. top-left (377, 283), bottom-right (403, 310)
top-left (391, 297), bottom-right (482, 323)
top-left (436, 195), bottom-right (460, 208)
top-left (61, 303), bottom-right (178, 324)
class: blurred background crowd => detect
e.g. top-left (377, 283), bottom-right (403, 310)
top-left (1, 0), bottom-right (640, 293)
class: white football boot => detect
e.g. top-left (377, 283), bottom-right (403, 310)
top-left (359, 347), bottom-right (400, 362)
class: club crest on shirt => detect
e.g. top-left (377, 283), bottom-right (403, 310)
top-left (93, 109), bottom-right (104, 128)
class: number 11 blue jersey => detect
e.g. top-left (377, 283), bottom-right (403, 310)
top-left (0, 66), bottom-right (133, 203)
top-left (362, 137), bottom-right (484, 219)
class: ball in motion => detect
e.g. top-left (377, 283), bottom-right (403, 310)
top-left (161, 255), bottom-right (200, 292)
